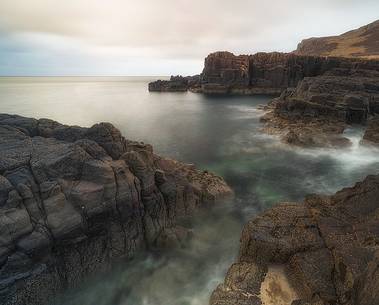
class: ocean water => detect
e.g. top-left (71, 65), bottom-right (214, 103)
top-left (1, 76), bottom-right (379, 305)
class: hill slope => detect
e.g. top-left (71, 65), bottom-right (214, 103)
top-left (294, 19), bottom-right (379, 59)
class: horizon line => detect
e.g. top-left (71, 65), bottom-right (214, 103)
top-left (0, 75), bottom-right (171, 78)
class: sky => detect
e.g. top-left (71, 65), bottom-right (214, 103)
top-left (0, 0), bottom-right (378, 76)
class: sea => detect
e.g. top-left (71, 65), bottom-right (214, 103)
top-left (1, 76), bottom-right (378, 305)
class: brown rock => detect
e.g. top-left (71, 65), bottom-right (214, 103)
top-left (294, 19), bottom-right (379, 59)
top-left (211, 175), bottom-right (379, 305)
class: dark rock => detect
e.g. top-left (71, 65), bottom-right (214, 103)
top-left (362, 116), bottom-right (379, 145)
top-left (261, 68), bottom-right (379, 147)
top-left (0, 114), bottom-right (233, 305)
top-left (148, 75), bottom-right (200, 92)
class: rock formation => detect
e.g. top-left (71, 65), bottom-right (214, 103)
top-left (0, 114), bottom-right (232, 305)
top-left (211, 174), bottom-right (379, 305)
top-left (148, 75), bottom-right (200, 92)
top-left (261, 68), bottom-right (379, 147)
top-left (149, 52), bottom-right (379, 95)
top-left (363, 116), bottom-right (379, 145)
top-left (263, 67), bottom-right (379, 147)
top-left (294, 19), bottom-right (379, 59)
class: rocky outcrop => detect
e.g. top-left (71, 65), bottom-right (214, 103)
top-left (363, 116), bottom-right (379, 145)
top-left (148, 75), bottom-right (200, 92)
top-left (261, 68), bottom-right (379, 147)
top-left (149, 21), bottom-right (379, 94)
top-left (0, 114), bottom-right (232, 305)
top-left (149, 52), bottom-right (379, 95)
top-left (294, 19), bottom-right (379, 59)
top-left (200, 52), bottom-right (379, 95)
top-left (211, 174), bottom-right (379, 305)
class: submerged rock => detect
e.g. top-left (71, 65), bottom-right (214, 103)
top-left (0, 114), bottom-right (232, 305)
top-left (210, 174), bottom-right (379, 305)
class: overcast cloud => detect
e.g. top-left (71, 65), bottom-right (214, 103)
top-left (0, 0), bottom-right (378, 75)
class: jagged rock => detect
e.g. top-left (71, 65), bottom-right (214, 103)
top-left (261, 68), bottom-right (379, 147)
top-left (210, 175), bottom-right (379, 305)
top-left (0, 114), bottom-right (233, 305)
top-left (148, 75), bottom-right (200, 92)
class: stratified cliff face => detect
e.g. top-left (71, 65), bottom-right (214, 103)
top-left (199, 52), bottom-right (379, 95)
top-left (149, 52), bottom-right (379, 95)
top-left (211, 174), bottom-right (379, 305)
top-left (0, 114), bottom-right (232, 305)
top-left (294, 19), bottom-right (379, 59)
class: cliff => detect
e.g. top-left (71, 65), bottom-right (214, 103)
top-left (294, 19), bottom-right (379, 59)
top-left (0, 114), bottom-right (232, 305)
top-left (211, 174), bottom-right (379, 305)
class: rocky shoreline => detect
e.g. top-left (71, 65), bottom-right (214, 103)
top-left (261, 67), bottom-right (379, 147)
top-left (148, 43), bottom-right (379, 305)
top-left (210, 174), bottom-right (379, 305)
top-left (150, 51), bottom-right (379, 148)
top-left (0, 114), bottom-right (232, 305)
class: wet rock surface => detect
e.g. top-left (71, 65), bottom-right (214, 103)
top-left (363, 116), bottom-right (379, 145)
top-left (0, 114), bottom-right (232, 305)
top-left (211, 174), bottom-right (379, 305)
top-left (261, 68), bottom-right (379, 147)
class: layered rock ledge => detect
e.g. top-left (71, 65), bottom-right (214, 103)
top-left (261, 68), bottom-right (379, 147)
top-left (211, 174), bottom-right (379, 305)
top-left (0, 114), bottom-right (232, 305)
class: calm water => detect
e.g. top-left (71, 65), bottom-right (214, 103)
top-left (1, 77), bottom-right (379, 305)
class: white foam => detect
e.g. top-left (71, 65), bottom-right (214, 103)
top-left (292, 126), bottom-right (379, 170)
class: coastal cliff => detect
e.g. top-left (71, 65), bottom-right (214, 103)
top-left (0, 114), bottom-right (232, 305)
top-left (211, 174), bottom-right (379, 305)
top-left (149, 52), bottom-right (379, 95)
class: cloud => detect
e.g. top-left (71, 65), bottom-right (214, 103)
top-left (0, 0), bottom-right (378, 75)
